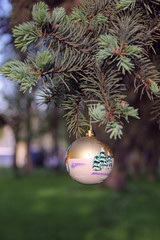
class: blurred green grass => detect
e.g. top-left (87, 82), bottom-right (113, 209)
top-left (0, 169), bottom-right (160, 240)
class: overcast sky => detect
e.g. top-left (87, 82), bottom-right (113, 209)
top-left (0, 0), bottom-right (16, 112)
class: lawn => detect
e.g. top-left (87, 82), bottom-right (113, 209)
top-left (0, 169), bottom-right (160, 240)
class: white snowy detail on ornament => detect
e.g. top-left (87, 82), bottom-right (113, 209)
top-left (65, 136), bottom-right (114, 185)
top-left (92, 148), bottom-right (113, 171)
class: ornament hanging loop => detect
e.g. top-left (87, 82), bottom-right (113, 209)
top-left (86, 116), bottom-right (94, 137)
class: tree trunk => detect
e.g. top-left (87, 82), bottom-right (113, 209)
top-left (24, 98), bottom-right (33, 175)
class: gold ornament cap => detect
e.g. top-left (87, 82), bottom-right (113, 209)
top-left (85, 129), bottom-right (94, 137)
top-left (85, 124), bottom-right (95, 137)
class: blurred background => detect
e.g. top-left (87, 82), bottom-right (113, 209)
top-left (0, 0), bottom-right (160, 240)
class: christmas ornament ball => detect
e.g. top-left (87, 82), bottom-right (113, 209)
top-left (65, 136), bottom-right (114, 184)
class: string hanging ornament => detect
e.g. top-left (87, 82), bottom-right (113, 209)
top-left (65, 119), bottom-right (114, 184)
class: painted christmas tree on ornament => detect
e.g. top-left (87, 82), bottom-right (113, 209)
top-left (93, 149), bottom-right (112, 171)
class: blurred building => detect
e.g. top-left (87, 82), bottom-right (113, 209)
top-left (0, 125), bottom-right (15, 167)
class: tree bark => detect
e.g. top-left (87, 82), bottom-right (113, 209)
top-left (24, 98), bottom-right (33, 175)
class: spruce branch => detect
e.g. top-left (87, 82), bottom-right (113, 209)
top-left (98, 34), bottom-right (118, 48)
top-left (125, 45), bottom-right (142, 58)
top-left (32, 2), bottom-right (51, 27)
top-left (117, 57), bottom-right (135, 75)
top-left (0, 61), bottom-right (38, 93)
top-left (106, 121), bottom-right (123, 140)
top-left (13, 22), bottom-right (40, 52)
top-left (97, 34), bottom-right (142, 74)
top-left (116, 101), bottom-right (140, 121)
top-left (116, 0), bottom-right (136, 11)
top-left (134, 57), bottom-right (160, 99)
top-left (88, 100), bottom-right (139, 139)
top-left (34, 50), bottom-right (53, 72)
top-left (71, 0), bottom-right (115, 37)
top-left (150, 81), bottom-right (160, 97)
top-left (111, 14), bottom-right (146, 46)
top-left (37, 78), bottom-right (66, 105)
top-left (85, 67), bottom-right (127, 139)
top-left (62, 94), bottom-right (89, 138)
top-left (88, 103), bottom-right (106, 122)
top-left (77, 0), bottom-right (113, 20)
top-left (52, 7), bottom-right (69, 25)
top-left (71, 9), bottom-right (87, 23)
top-left (140, 0), bottom-right (160, 14)
top-left (71, 9), bottom-right (108, 24)
top-left (92, 13), bottom-right (108, 23)
top-left (116, 0), bottom-right (160, 14)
